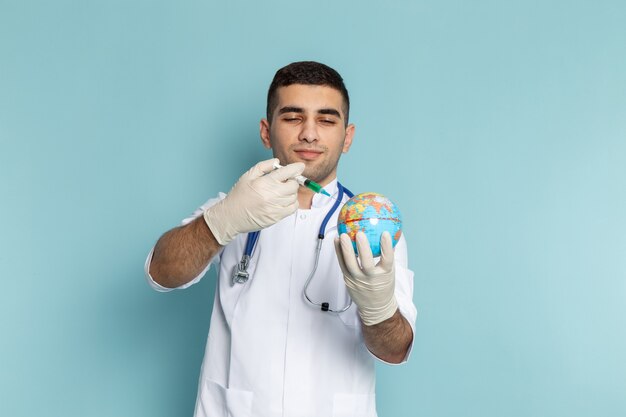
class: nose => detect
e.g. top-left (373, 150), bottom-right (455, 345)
top-left (298, 119), bottom-right (318, 143)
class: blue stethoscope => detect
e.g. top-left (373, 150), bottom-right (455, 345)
top-left (232, 182), bottom-right (354, 313)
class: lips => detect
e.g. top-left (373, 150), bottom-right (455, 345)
top-left (294, 149), bottom-right (323, 161)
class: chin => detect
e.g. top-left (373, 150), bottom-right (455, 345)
top-left (304, 167), bottom-right (333, 185)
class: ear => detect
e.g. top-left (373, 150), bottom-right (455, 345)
top-left (259, 119), bottom-right (271, 149)
top-left (342, 123), bottom-right (355, 153)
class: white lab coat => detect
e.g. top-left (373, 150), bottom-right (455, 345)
top-left (145, 180), bottom-right (417, 417)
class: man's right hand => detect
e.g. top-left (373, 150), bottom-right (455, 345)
top-left (203, 158), bottom-right (305, 246)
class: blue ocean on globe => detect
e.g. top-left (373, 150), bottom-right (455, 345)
top-left (337, 192), bottom-right (402, 257)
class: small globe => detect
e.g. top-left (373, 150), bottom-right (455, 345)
top-left (337, 192), bottom-right (402, 257)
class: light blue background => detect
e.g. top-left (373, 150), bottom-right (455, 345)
top-left (1, 0), bottom-right (625, 416)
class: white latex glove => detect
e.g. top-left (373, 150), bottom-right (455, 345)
top-left (204, 158), bottom-right (305, 245)
top-left (334, 231), bottom-right (398, 326)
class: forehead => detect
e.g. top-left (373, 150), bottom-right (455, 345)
top-left (274, 84), bottom-right (344, 112)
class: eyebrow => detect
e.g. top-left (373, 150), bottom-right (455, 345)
top-left (318, 108), bottom-right (341, 118)
top-left (278, 106), bottom-right (304, 115)
top-left (278, 106), bottom-right (342, 118)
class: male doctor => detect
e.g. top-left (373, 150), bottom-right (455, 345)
top-left (146, 61), bottom-right (416, 417)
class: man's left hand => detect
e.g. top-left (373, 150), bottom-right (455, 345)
top-left (334, 231), bottom-right (398, 326)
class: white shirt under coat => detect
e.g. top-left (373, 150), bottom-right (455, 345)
top-left (145, 179), bottom-right (417, 417)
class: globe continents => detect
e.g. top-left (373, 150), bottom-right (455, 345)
top-left (337, 192), bottom-right (402, 257)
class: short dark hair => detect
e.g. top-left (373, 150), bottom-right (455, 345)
top-left (266, 61), bottom-right (350, 125)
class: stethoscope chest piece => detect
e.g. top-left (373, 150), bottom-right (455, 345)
top-left (232, 254), bottom-right (251, 284)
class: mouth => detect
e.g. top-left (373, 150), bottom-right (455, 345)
top-left (294, 149), bottom-right (324, 161)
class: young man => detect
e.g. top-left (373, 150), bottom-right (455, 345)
top-left (146, 61), bottom-right (416, 417)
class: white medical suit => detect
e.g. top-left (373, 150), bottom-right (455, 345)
top-left (145, 180), bottom-right (417, 417)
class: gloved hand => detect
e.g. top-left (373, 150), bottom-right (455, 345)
top-left (204, 158), bottom-right (305, 245)
top-left (334, 231), bottom-right (398, 326)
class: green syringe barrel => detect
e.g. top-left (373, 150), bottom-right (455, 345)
top-left (303, 179), bottom-right (332, 197)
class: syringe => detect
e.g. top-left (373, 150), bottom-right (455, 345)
top-left (273, 162), bottom-right (333, 198)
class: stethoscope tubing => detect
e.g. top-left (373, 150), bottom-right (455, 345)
top-left (233, 183), bottom-right (354, 313)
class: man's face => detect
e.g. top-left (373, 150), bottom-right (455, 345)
top-left (260, 84), bottom-right (355, 185)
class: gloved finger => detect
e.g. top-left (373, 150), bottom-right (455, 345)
top-left (355, 232), bottom-right (376, 273)
top-left (378, 231), bottom-right (395, 272)
top-left (248, 158), bottom-right (280, 179)
top-left (339, 233), bottom-right (363, 277)
top-left (277, 177), bottom-right (301, 195)
top-left (333, 237), bottom-right (351, 277)
top-left (259, 176), bottom-right (300, 198)
top-left (267, 162), bottom-right (305, 182)
top-left (266, 192), bottom-right (299, 211)
top-left (268, 191), bottom-right (298, 207)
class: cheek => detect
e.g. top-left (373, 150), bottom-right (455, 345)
top-left (271, 126), bottom-right (296, 144)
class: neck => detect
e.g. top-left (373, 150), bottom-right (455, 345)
top-left (298, 187), bottom-right (315, 209)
